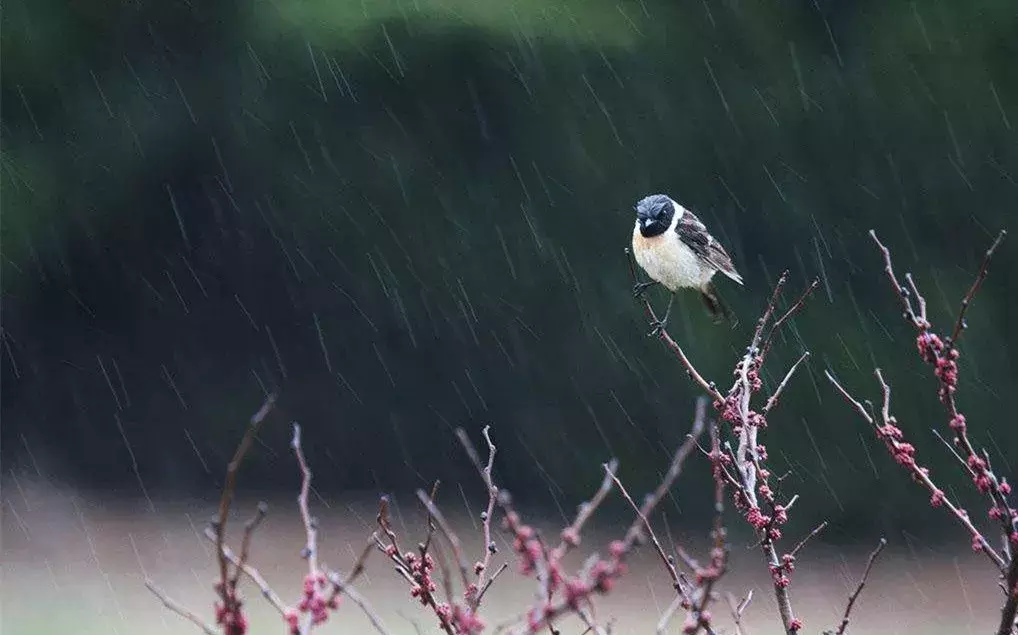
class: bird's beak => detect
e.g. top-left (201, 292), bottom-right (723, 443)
top-left (640, 217), bottom-right (651, 228)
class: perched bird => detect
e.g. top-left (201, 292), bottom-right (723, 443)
top-left (631, 193), bottom-right (743, 332)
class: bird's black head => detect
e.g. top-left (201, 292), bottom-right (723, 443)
top-left (635, 194), bottom-right (675, 238)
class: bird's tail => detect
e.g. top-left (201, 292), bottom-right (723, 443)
top-left (700, 282), bottom-right (737, 327)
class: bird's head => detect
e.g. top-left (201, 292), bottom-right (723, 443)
top-left (635, 194), bottom-right (677, 238)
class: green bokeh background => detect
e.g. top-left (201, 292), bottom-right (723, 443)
top-left (3, 0), bottom-right (1016, 544)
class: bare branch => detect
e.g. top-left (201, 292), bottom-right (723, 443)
top-left (325, 574), bottom-right (392, 635)
top-left (763, 352), bottom-right (810, 415)
top-left (727, 590), bottom-right (753, 635)
top-left (215, 393), bottom-right (277, 607)
top-left (415, 488), bottom-right (472, 596)
top-left (824, 370), bottom-right (874, 424)
top-left (760, 279), bottom-right (819, 360)
top-left (621, 397), bottom-right (708, 552)
top-left (825, 369), bottom-right (1007, 571)
top-left (475, 562), bottom-right (509, 606)
top-left (290, 423), bottom-right (320, 635)
top-left (605, 464), bottom-right (682, 593)
top-left (327, 535), bottom-right (375, 605)
top-left (454, 426), bottom-right (501, 608)
top-left (376, 496), bottom-right (400, 556)
top-left (751, 271), bottom-right (790, 349)
top-left (551, 458), bottom-right (619, 560)
top-left (203, 526), bottom-right (290, 615)
top-left (868, 231), bottom-right (922, 326)
top-left (949, 229), bottom-right (1006, 347)
top-left (231, 502), bottom-right (268, 591)
top-left (998, 562), bottom-right (1018, 635)
top-left (145, 580), bottom-right (217, 635)
top-left (833, 538), bottom-right (887, 635)
top-left (655, 594), bottom-right (685, 635)
top-left (422, 480), bottom-right (441, 554)
top-left (789, 521), bottom-right (828, 559)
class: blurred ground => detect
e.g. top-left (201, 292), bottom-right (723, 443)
top-left (2, 479), bottom-right (1002, 635)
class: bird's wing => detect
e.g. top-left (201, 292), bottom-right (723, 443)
top-left (675, 209), bottom-right (744, 285)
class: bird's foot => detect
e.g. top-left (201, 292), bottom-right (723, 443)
top-left (633, 281), bottom-right (657, 298)
top-left (647, 318), bottom-right (668, 337)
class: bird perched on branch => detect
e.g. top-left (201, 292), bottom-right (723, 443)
top-left (631, 193), bottom-right (743, 333)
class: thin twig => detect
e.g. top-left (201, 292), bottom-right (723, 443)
top-left (620, 397), bottom-right (708, 552)
top-left (454, 426), bottom-right (501, 608)
top-left (376, 496), bottom-right (400, 556)
top-left (655, 594), bottom-right (685, 635)
top-left (291, 423), bottom-right (319, 635)
top-left (327, 536), bottom-right (375, 605)
top-left (513, 401), bottom-right (709, 635)
top-left (949, 229), bottom-right (1006, 347)
top-left (930, 429), bottom-right (977, 478)
top-left (325, 574), bottom-right (393, 635)
top-left (429, 539), bottom-right (456, 611)
top-left (605, 465), bottom-right (682, 591)
top-left (215, 393), bottom-right (277, 602)
top-left (904, 273), bottom-right (927, 324)
top-left (416, 488), bottom-right (472, 596)
top-left (727, 590), bottom-right (753, 635)
top-left (763, 352), bottom-right (810, 415)
top-left (551, 458), bottom-right (619, 560)
top-left (760, 279), bottom-right (819, 360)
top-left (833, 538), bottom-right (887, 635)
top-left (789, 521), bottom-right (828, 559)
top-left (203, 526), bottom-right (290, 615)
top-left (476, 562), bottom-right (509, 606)
top-left (422, 480), bottom-right (441, 554)
top-left (868, 231), bottom-right (920, 324)
top-left (231, 501), bottom-right (268, 590)
top-left (752, 271), bottom-right (789, 350)
top-left (145, 580), bottom-right (217, 635)
top-left (291, 424), bottom-right (318, 575)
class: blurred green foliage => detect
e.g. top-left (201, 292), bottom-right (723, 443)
top-left (2, 0), bottom-right (1016, 543)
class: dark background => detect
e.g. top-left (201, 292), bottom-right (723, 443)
top-left (2, 0), bottom-right (1016, 545)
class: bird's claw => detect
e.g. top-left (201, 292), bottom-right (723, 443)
top-left (633, 281), bottom-right (657, 298)
top-left (647, 319), bottom-right (668, 337)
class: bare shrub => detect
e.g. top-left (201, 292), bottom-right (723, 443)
top-left (147, 230), bottom-right (1013, 635)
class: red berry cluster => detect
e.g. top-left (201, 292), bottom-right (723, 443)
top-left (874, 418), bottom-right (917, 469)
top-left (406, 551), bottom-right (437, 604)
top-left (503, 511), bottom-right (544, 577)
top-left (283, 574), bottom-right (339, 634)
top-left (504, 506), bottom-right (634, 634)
top-left (680, 546), bottom-right (729, 634)
top-left (714, 358), bottom-right (767, 433)
top-left (384, 535), bottom-right (489, 634)
top-left (435, 601), bottom-right (485, 634)
top-left (770, 552), bottom-right (796, 589)
top-left (213, 582), bottom-right (248, 635)
top-left (713, 356), bottom-right (789, 544)
top-left (916, 331), bottom-right (960, 401)
top-left (680, 610), bottom-right (713, 634)
top-left (712, 353), bottom-right (807, 630)
top-left (559, 527), bottom-right (580, 548)
top-left (913, 321), bottom-right (1016, 545)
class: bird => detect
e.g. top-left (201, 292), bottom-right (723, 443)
top-left (631, 193), bottom-right (743, 333)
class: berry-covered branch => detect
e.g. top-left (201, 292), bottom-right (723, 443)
top-left (146, 397), bottom-right (390, 635)
top-left (827, 229), bottom-right (1015, 635)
